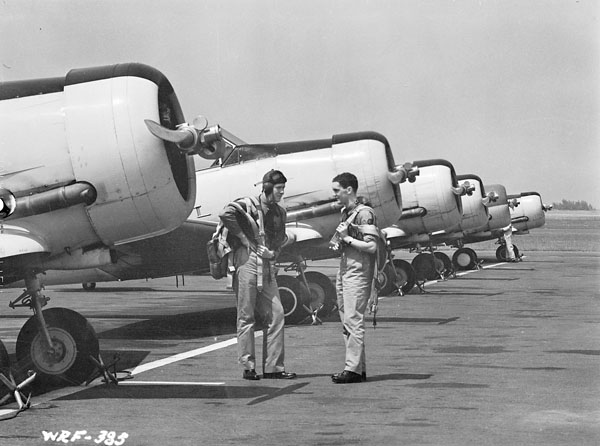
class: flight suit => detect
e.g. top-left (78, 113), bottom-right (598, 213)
top-left (220, 197), bottom-right (288, 374)
top-left (335, 204), bottom-right (378, 375)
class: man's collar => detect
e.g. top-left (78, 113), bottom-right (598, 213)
top-left (343, 198), bottom-right (360, 213)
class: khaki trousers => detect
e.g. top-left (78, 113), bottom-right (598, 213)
top-left (234, 250), bottom-right (285, 373)
top-left (336, 258), bottom-right (372, 374)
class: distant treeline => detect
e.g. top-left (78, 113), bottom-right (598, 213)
top-left (552, 199), bottom-right (596, 210)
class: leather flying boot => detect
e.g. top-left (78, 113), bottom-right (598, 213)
top-left (243, 369), bottom-right (260, 380)
top-left (263, 371), bottom-right (297, 379)
top-left (331, 370), bottom-right (362, 384)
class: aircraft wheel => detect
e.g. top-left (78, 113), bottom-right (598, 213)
top-left (453, 247), bottom-right (478, 270)
top-left (82, 282), bottom-right (96, 291)
top-left (304, 271), bottom-right (336, 317)
top-left (412, 253), bottom-right (438, 281)
top-left (16, 308), bottom-right (99, 387)
top-left (495, 245), bottom-right (508, 261)
top-left (433, 252), bottom-right (453, 277)
top-left (513, 245), bottom-right (520, 259)
top-left (276, 275), bottom-right (310, 325)
top-left (377, 263), bottom-right (397, 296)
top-left (392, 259), bottom-right (416, 294)
top-left (0, 339), bottom-right (9, 374)
top-left (0, 339), bottom-right (10, 405)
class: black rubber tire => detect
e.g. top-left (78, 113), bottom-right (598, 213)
top-left (433, 252), bottom-right (454, 277)
top-left (392, 259), bottom-right (416, 294)
top-left (412, 253), bottom-right (438, 281)
top-left (304, 271), bottom-right (337, 317)
top-left (453, 247), bottom-right (478, 270)
top-left (377, 262), bottom-right (397, 296)
top-left (0, 339), bottom-right (9, 375)
top-left (496, 245), bottom-right (520, 261)
top-left (276, 275), bottom-right (310, 324)
top-left (0, 339), bottom-right (10, 406)
top-left (495, 245), bottom-right (508, 261)
top-left (82, 282), bottom-right (96, 291)
top-left (16, 308), bottom-right (99, 387)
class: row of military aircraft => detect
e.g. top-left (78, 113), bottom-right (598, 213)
top-left (0, 63), bottom-right (551, 392)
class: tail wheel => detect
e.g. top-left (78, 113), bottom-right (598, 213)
top-left (82, 282), bottom-right (96, 291)
top-left (412, 253), bottom-right (438, 281)
top-left (304, 271), bottom-right (336, 317)
top-left (433, 252), bottom-right (453, 277)
top-left (276, 275), bottom-right (310, 324)
top-left (16, 308), bottom-right (99, 387)
top-left (453, 247), bottom-right (478, 270)
top-left (377, 263), bottom-right (397, 296)
top-left (392, 259), bottom-right (416, 294)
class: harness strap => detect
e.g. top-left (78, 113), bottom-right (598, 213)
top-left (244, 197), bottom-right (267, 292)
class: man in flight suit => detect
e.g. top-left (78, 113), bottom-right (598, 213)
top-left (330, 172), bottom-right (380, 384)
top-left (219, 169), bottom-right (297, 381)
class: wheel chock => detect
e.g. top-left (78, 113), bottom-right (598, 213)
top-left (300, 304), bottom-right (323, 325)
top-left (0, 370), bottom-right (36, 417)
top-left (85, 354), bottom-right (131, 386)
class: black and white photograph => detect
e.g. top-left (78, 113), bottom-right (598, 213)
top-left (0, 1), bottom-right (598, 444)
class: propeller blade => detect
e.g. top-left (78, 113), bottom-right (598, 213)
top-left (144, 120), bottom-right (196, 150)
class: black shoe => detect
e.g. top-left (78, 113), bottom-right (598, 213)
top-left (331, 371), bottom-right (367, 382)
top-left (263, 371), bottom-right (297, 379)
top-left (331, 370), bottom-right (362, 384)
top-left (243, 369), bottom-right (260, 380)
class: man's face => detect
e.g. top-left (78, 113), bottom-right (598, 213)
top-left (332, 181), bottom-right (352, 206)
top-left (271, 183), bottom-right (286, 203)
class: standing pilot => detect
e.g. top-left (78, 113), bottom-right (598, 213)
top-left (219, 169), bottom-right (297, 380)
top-left (330, 172), bottom-right (380, 384)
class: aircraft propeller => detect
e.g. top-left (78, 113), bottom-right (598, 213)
top-left (145, 116), bottom-right (229, 160)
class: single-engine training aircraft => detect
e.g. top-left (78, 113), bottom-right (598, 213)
top-left (500, 191), bottom-right (549, 260)
top-left (376, 160), bottom-right (474, 294)
top-left (459, 189), bottom-right (549, 262)
top-left (23, 128), bottom-right (417, 324)
top-left (459, 183), bottom-right (515, 262)
top-left (419, 174), bottom-right (500, 273)
top-left (1, 64), bottom-right (419, 391)
top-left (0, 63), bottom-right (236, 388)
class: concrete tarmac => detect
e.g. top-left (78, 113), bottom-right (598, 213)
top-left (0, 250), bottom-right (598, 445)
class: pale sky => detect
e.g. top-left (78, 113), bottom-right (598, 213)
top-left (1, 0), bottom-right (598, 207)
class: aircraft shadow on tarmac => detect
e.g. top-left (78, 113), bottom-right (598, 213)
top-left (55, 382), bottom-right (312, 406)
top-left (98, 307), bottom-right (238, 340)
top-left (370, 316), bottom-right (460, 325)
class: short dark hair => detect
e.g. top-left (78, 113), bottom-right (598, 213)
top-left (332, 172), bottom-right (358, 192)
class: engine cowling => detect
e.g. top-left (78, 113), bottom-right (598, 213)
top-left (508, 192), bottom-right (546, 232)
top-left (0, 64), bottom-right (195, 266)
top-left (456, 174), bottom-right (489, 234)
top-left (392, 159), bottom-right (463, 237)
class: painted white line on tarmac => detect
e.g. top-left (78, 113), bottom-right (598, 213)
top-left (128, 335), bottom-right (245, 376)
top-left (120, 380), bottom-right (225, 386)
top-left (1, 333), bottom-right (254, 417)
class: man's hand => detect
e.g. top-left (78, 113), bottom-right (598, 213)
top-left (256, 245), bottom-right (275, 259)
top-left (336, 222), bottom-right (349, 238)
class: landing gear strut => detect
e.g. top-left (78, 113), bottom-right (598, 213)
top-left (10, 272), bottom-right (99, 387)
